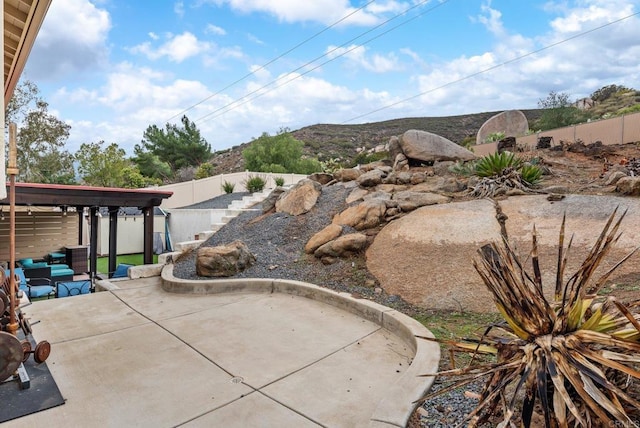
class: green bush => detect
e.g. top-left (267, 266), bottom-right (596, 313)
top-left (195, 162), bottom-right (214, 179)
top-left (449, 160), bottom-right (478, 176)
top-left (274, 176), bottom-right (285, 187)
top-left (350, 151), bottom-right (388, 167)
top-left (242, 129), bottom-right (321, 174)
top-left (484, 132), bottom-right (505, 143)
top-left (520, 164), bottom-right (543, 185)
top-left (221, 180), bottom-right (235, 194)
top-left (243, 174), bottom-right (266, 193)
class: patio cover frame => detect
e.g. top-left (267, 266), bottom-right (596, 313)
top-left (1, 182), bottom-right (173, 278)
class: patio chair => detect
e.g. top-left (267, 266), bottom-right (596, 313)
top-left (11, 267), bottom-right (56, 300)
top-left (55, 279), bottom-right (92, 298)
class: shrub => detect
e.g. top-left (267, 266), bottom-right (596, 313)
top-left (421, 211), bottom-right (640, 426)
top-left (274, 176), bottom-right (285, 187)
top-left (449, 160), bottom-right (477, 176)
top-left (520, 163), bottom-right (543, 185)
top-left (221, 180), bottom-right (235, 194)
top-left (483, 131), bottom-right (505, 143)
top-left (475, 151), bottom-right (524, 177)
top-left (243, 174), bottom-right (266, 193)
top-left (194, 162), bottom-right (214, 179)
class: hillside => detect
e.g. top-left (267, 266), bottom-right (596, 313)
top-left (208, 109), bottom-right (544, 174)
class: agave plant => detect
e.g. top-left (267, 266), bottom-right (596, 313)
top-left (419, 209), bottom-right (640, 427)
top-left (466, 152), bottom-right (543, 197)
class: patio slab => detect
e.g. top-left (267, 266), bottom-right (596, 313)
top-left (5, 274), bottom-right (439, 427)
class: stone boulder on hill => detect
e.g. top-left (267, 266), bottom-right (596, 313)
top-left (476, 110), bottom-right (529, 145)
top-left (366, 195), bottom-right (640, 313)
top-left (196, 240), bottom-right (256, 277)
top-left (275, 179), bottom-right (322, 215)
top-left (399, 129), bottom-right (476, 163)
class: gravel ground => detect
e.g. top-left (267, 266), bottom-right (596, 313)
top-left (172, 183), bottom-right (484, 426)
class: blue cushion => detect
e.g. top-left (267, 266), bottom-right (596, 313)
top-left (21, 261), bottom-right (48, 269)
top-left (56, 280), bottom-right (92, 298)
top-left (112, 264), bottom-right (132, 278)
top-left (51, 268), bottom-right (74, 281)
top-left (8, 267), bottom-right (28, 287)
top-left (18, 258), bottom-right (33, 265)
top-left (27, 285), bottom-right (55, 299)
top-left (50, 264), bottom-right (71, 270)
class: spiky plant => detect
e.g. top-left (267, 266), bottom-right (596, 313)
top-left (467, 152), bottom-right (543, 197)
top-left (419, 210), bottom-right (640, 427)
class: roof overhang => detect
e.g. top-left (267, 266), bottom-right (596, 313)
top-left (1, 182), bottom-right (173, 208)
top-left (4, 0), bottom-right (52, 105)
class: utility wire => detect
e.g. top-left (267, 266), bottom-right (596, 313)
top-left (165, 0), bottom-right (378, 122)
top-left (194, 0), bottom-right (449, 124)
top-left (342, 10), bottom-right (640, 124)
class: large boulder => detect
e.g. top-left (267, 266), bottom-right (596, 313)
top-left (391, 191), bottom-right (450, 212)
top-left (196, 240), bottom-right (256, 277)
top-left (314, 233), bottom-right (368, 259)
top-left (616, 176), bottom-right (640, 195)
top-left (305, 224), bottom-right (343, 254)
top-left (333, 199), bottom-right (387, 230)
top-left (275, 179), bottom-right (322, 215)
top-left (356, 169), bottom-right (387, 187)
top-left (400, 130), bottom-right (476, 162)
top-left (334, 168), bottom-right (362, 182)
top-left (262, 187), bottom-right (286, 213)
top-left (476, 110), bottom-right (529, 145)
top-left (366, 195), bottom-right (640, 313)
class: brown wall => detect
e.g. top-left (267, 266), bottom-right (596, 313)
top-left (475, 111), bottom-right (640, 154)
top-left (0, 210), bottom-right (79, 263)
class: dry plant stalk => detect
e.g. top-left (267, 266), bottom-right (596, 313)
top-left (418, 209), bottom-right (640, 427)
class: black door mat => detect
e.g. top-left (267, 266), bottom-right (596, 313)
top-left (0, 337), bottom-right (65, 423)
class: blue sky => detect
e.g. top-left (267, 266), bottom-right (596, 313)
top-left (22, 0), bottom-right (640, 155)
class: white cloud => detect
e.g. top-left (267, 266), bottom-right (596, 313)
top-left (472, 1), bottom-right (505, 37)
top-left (247, 33), bottom-right (265, 45)
top-left (28, 0), bottom-right (111, 80)
top-left (206, 24), bottom-right (227, 36)
top-left (199, 0), bottom-right (382, 25)
top-left (174, 1), bottom-right (185, 18)
top-left (326, 45), bottom-right (403, 73)
top-left (406, 0), bottom-right (640, 117)
top-left (128, 32), bottom-right (213, 63)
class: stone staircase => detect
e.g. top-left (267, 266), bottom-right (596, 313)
top-left (173, 189), bottom-right (273, 252)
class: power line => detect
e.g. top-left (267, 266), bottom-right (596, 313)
top-left (165, 0), bottom-right (378, 122)
top-left (342, 10), bottom-right (640, 124)
top-left (194, 0), bottom-right (450, 124)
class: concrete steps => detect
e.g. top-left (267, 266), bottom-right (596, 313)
top-left (173, 189), bottom-right (273, 252)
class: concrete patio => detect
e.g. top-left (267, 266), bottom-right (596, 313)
top-left (4, 272), bottom-right (439, 427)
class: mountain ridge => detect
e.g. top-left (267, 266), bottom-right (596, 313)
top-left (209, 109), bottom-right (545, 175)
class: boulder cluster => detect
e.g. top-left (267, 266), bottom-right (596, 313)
top-left (195, 128), bottom-right (640, 278)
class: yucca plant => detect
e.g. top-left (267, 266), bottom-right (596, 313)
top-left (419, 209), bottom-right (640, 427)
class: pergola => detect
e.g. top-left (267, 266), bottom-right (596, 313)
top-left (1, 183), bottom-right (172, 278)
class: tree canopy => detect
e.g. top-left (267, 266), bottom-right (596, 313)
top-left (8, 81), bottom-right (76, 184)
top-left (534, 91), bottom-right (586, 131)
top-left (137, 115), bottom-right (212, 178)
top-left (242, 129), bottom-right (321, 174)
top-left (75, 141), bottom-right (155, 188)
